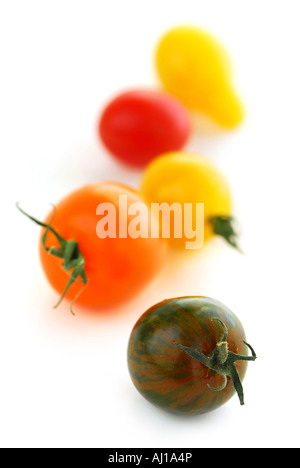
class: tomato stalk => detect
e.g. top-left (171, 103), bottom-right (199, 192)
top-left (209, 215), bottom-right (242, 252)
top-left (176, 318), bottom-right (256, 405)
top-left (17, 204), bottom-right (88, 315)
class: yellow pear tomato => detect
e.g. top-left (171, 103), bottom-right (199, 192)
top-left (140, 151), bottom-right (240, 250)
top-left (155, 26), bottom-right (244, 128)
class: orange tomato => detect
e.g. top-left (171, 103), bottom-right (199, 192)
top-left (20, 183), bottom-right (167, 312)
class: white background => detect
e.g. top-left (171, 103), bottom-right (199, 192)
top-left (1, 0), bottom-right (299, 449)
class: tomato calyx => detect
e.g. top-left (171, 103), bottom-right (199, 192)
top-left (176, 318), bottom-right (256, 405)
top-left (17, 204), bottom-right (88, 315)
top-left (209, 215), bottom-right (242, 252)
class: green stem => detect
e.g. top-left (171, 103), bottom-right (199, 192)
top-left (208, 375), bottom-right (228, 392)
top-left (176, 319), bottom-right (256, 406)
top-left (209, 215), bottom-right (242, 252)
top-left (17, 203), bottom-right (88, 315)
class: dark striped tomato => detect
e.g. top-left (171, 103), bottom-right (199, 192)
top-left (128, 297), bottom-right (256, 415)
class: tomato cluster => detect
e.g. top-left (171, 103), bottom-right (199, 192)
top-left (19, 25), bottom-right (256, 415)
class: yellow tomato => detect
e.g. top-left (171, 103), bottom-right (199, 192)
top-left (155, 26), bottom-right (244, 128)
top-left (141, 151), bottom-right (239, 250)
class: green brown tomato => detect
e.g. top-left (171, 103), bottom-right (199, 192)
top-left (128, 297), bottom-right (256, 415)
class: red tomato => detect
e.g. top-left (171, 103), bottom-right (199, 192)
top-left (98, 89), bottom-right (191, 167)
top-left (18, 183), bottom-right (168, 313)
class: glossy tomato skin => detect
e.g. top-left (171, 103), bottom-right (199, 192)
top-left (39, 182), bottom-right (168, 310)
top-left (128, 297), bottom-right (248, 415)
top-left (98, 90), bottom-right (191, 167)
